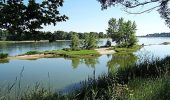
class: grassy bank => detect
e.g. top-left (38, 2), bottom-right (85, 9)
top-left (22, 49), bottom-right (100, 58)
top-left (113, 45), bottom-right (142, 53)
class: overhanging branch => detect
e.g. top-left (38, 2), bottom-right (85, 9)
top-left (124, 5), bottom-right (160, 14)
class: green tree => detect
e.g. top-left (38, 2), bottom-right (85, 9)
top-left (54, 31), bottom-right (67, 40)
top-left (0, 0), bottom-right (68, 40)
top-left (107, 17), bottom-right (137, 47)
top-left (70, 32), bottom-right (80, 51)
top-left (83, 32), bottom-right (98, 49)
top-left (99, 32), bottom-right (104, 38)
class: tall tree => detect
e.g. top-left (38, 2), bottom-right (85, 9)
top-left (83, 32), bottom-right (98, 49)
top-left (0, 0), bottom-right (68, 39)
top-left (107, 17), bottom-right (137, 47)
top-left (70, 32), bottom-right (80, 50)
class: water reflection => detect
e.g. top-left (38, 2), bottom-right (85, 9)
top-left (0, 59), bottom-right (9, 64)
top-left (70, 57), bottom-right (99, 69)
top-left (107, 53), bottom-right (137, 74)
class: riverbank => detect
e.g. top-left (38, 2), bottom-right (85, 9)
top-left (5, 45), bottom-right (143, 60)
top-left (4, 47), bottom-right (117, 60)
top-left (8, 49), bottom-right (101, 60)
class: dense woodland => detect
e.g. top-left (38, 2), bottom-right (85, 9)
top-left (0, 30), bottom-right (108, 41)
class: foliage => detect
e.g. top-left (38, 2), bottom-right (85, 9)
top-left (105, 39), bottom-right (111, 47)
top-left (43, 49), bottom-right (100, 58)
top-left (0, 0), bottom-right (68, 40)
top-left (0, 29), bottom-right (108, 41)
top-left (114, 45), bottom-right (142, 53)
top-left (0, 53), bottom-right (8, 59)
top-left (25, 51), bottom-right (39, 55)
top-left (107, 17), bottom-right (137, 47)
top-left (70, 32), bottom-right (80, 51)
top-left (98, 0), bottom-right (170, 28)
top-left (145, 32), bottom-right (170, 37)
top-left (83, 32), bottom-right (98, 49)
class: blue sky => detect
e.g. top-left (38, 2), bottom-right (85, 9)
top-left (42, 0), bottom-right (170, 36)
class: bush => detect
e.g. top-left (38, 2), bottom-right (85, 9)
top-left (0, 53), bottom-right (8, 59)
top-left (62, 48), bottom-right (71, 51)
top-left (105, 40), bottom-right (111, 47)
top-left (25, 51), bottom-right (39, 55)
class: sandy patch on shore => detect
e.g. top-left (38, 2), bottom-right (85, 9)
top-left (9, 54), bottom-right (53, 60)
top-left (95, 48), bottom-right (115, 55)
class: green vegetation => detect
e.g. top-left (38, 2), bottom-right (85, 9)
top-left (113, 45), bottom-right (142, 53)
top-left (25, 51), bottom-right (40, 55)
top-left (107, 17), bottom-right (137, 47)
top-left (0, 0), bottom-right (68, 41)
top-left (0, 53), bottom-right (8, 59)
top-left (98, 0), bottom-right (169, 28)
top-left (83, 32), bottom-right (98, 49)
top-left (105, 39), bottom-right (112, 47)
top-left (0, 29), bottom-right (108, 41)
top-left (22, 49), bottom-right (100, 58)
top-left (145, 32), bottom-right (170, 37)
top-left (70, 33), bottom-right (80, 50)
top-left (44, 50), bottom-right (100, 58)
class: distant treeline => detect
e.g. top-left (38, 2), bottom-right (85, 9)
top-left (142, 32), bottom-right (170, 37)
top-left (0, 30), bottom-right (108, 41)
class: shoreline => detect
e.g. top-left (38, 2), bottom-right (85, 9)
top-left (7, 48), bottom-right (116, 60)
top-left (0, 40), bottom-right (49, 43)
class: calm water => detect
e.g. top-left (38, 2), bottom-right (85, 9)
top-left (0, 37), bottom-right (170, 91)
top-left (0, 39), bottom-right (110, 56)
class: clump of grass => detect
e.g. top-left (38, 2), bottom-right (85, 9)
top-left (126, 75), bottom-right (170, 100)
top-left (73, 74), bottom-right (130, 100)
top-left (0, 53), bottom-right (8, 59)
top-left (44, 49), bottom-right (100, 58)
top-left (25, 51), bottom-right (40, 55)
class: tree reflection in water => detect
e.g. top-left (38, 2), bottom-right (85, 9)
top-left (70, 57), bottom-right (99, 79)
top-left (107, 53), bottom-right (137, 74)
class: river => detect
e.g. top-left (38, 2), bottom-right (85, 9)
top-left (0, 37), bottom-right (170, 91)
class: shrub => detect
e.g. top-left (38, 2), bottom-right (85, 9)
top-left (105, 40), bottom-right (111, 47)
top-left (0, 53), bottom-right (8, 59)
top-left (25, 51), bottom-right (39, 55)
top-left (62, 48), bottom-right (71, 51)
